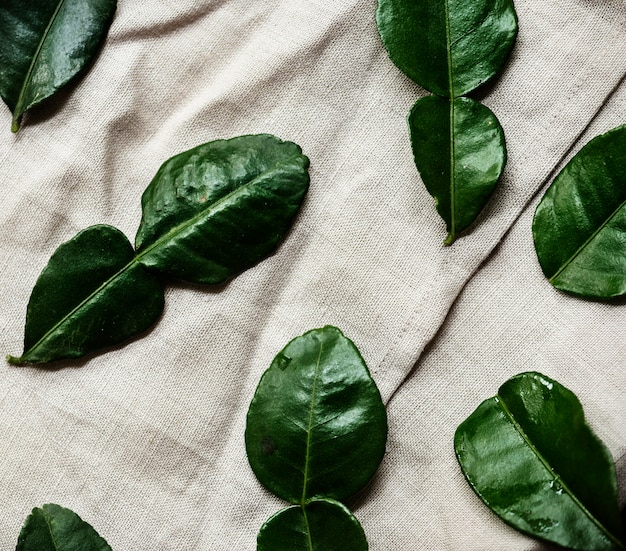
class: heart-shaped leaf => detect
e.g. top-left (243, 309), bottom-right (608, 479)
top-left (533, 125), bottom-right (626, 299)
top-left (245, 326), bottom-right (387, 504)
top-left (7, 224), bottom-right (164, 365)
top-left (0, 0), bottom-right (117, 132)
top-left (135, 134), bottom-right (310, 284)
top-left (455, 372), bottom-right (625, 551)
top-left (17, 504), bottom-right (111, 551)
top-left (409, 95), bottom-right (506, 244)
top-left (257, 499), bottom-right (368, 551)
top-left (376, 0), bottom-right (517, 97)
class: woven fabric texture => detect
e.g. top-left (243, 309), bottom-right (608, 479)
top-left (0, 0), bottom-right (624, 549)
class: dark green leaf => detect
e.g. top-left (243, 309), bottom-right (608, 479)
top-left (409, 95), bottom-right (506, 244)
top-left (257, 499), bottom-right (368, 551)
top-left (7, 225), bottom-right (164, 365)
top-left (376, 0), bottom-right (517, 97)
top-left (455, 372), bottom-right (625, 551)
top-left (245, 326), bottom-right (387, 504)
top-left (17, 503), bottom-right (111, 551)
top-left (0, 0), bottom-right (117, 132)
top-left (135, 134), bottom-right (310, 284)
top-left (533, 125), bottom-right (626, 299)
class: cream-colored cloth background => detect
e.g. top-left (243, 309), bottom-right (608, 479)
top-left (0, 1), bottom-right (624, 549)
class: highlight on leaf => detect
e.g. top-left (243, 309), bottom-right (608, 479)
top-left (375, 0), bottom-right (517, 244)
top-left (533, 124), bottom-right (626, 299)
top-left (0, 0), bottom-right (117, 132)
top-left (409, 95), bottom-right (506, 245)
top-left (376, 0), bottom-right (517, 98)
top-left (17, 503), bottom-right (111, 551)
top-left (8, 135), bottom-right (309, 365)
top-left (455, 371), bottom-right (626, 551)
top-left (246, 326), bottom-right (387, 550)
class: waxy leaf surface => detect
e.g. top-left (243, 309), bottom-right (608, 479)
top-left (8, 225), bottom-right (164, 365)
top-left (409, 95), bottom-right (506, 244)
top-left (0, 0), bottom-right (116, 132)
top-left (135, 134), bottom-right (310, 284)
top-left (455, 372), bottom-right (625, 551)
top-left (245, 326), bottom-right (387, 504)
top-left (17, 504), bottom-right (111, 551)
top-left (533, 125), bottom-right (626, 299)
top-left (376, 0), bottom-right (517, 97)
top-left (257, 499), bottom-right (368, 551)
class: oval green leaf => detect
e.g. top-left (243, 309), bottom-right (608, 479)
top-left (17, 503), bottom-right (111, 551)
top-left (0, 0), bottom-right (117, 132)
top-left (376, 0), bottom-right (517, 97)
top-left (135, 134), bottom-right (310, 284)
top-left (455, 372), bottom-right (626, 551)
top-left (409, 95), bottom-right (506, 244)
top-left (7, 224), bottom-right (164, 365)
top-left (533, 125), bottom-right (626, 299)
top-left (257, 499), bottom-right (368, 551)
top-left (245, 326), bottom-right (387, 504)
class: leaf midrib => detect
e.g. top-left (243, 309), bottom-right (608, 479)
top-left (496, 394), bottom-right (625, 549)
top-left (14, 160), bottom-right (298, 363)
top-left (43, 511), bottom-right (61, 551)
top-left (301, 338), bottom-right (323, 505)
top-left (12, 0), bottom-right (66, 131)
top-left (444, 0), bottom-right (457, 246)
top-left (302, 504), bottom-right (314, 551)
top-left (549, 198), bottom-right (626, 283)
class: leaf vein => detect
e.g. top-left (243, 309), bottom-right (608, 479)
top-left (496, 394), bottom-right (624, 548)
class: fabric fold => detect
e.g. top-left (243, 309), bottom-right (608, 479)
top-left (0, 0), bottom-right (624, 548)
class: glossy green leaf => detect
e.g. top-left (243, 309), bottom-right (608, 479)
top-left (135, 134), bottom-right (310, 284)
top-left (17, 504), bottom-right (111, 551)
top-left (7, 224), bottom-right (164, 365)
top-left (455, 372), bottom-right (626, 551)
top-left (376, 0), bottom-right (517, 97)
top-left (8, 135), bottom-right (308, 364)
top-left (409, 95), bottom-right (506, 244)
top-left (245, 326), bottom-right (387, 504)
top-left (533, 125), bottom-right (626, 299)
top-left (0, 0), bottom-right (117, 132)
top-left (257, 499), bottom-right (368, 551)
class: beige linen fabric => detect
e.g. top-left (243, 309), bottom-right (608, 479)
top-left (0, 0), bottom-right (624, 549)
top-left (362, 80), bottom-right (626, 550)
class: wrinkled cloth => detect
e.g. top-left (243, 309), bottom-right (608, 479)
top-left (0, 1), bottom-right (624, 549)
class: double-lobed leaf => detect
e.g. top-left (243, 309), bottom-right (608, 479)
top-left (257, 499), bottom-right (368, 551)
top-left (245, 326), bottom-right (387, 504)
top-left (376, 0), bottom-right (518, 98)
top-left (17, 504), bottom-right (111, 551)
top-left (376, 0), bottom-right (516, 244)
top-left (455, 372), bottom-right (625, 551)
top-left (409, 95), bottom-right (506, 244)
top-left (8, 135), bottom-right (309, 365)
top-left (246, 326), bottom-right (387, 550)
top-left (0, 0), bottom-right (117, 132)
top-left (533, 125), bottom-right (626, 299)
